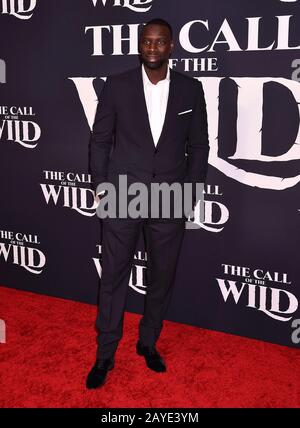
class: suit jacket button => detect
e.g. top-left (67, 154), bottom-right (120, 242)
top-left (152, 173), bottom-right (156, 178)
top-left (154, 148), bottom-right (158, 154)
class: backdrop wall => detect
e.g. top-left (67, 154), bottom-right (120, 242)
top-left (1, 0), bottom-right (300, 348)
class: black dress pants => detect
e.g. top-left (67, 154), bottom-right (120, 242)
top-left (95, 217), bottom-right (185, 360)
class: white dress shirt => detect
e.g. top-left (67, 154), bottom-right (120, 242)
top-left (142, 63), bottom-right (170, 147)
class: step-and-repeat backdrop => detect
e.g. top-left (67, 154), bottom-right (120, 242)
top-left (1, 0), bottom-right (300, 348)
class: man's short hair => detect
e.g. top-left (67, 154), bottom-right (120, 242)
top-left (141, 18), bottom-right (173, 39)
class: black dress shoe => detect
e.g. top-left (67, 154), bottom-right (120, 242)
top-left (86, 358), bottom-right (114, 389)
top-left (136, 340), bottom-right (166, 372)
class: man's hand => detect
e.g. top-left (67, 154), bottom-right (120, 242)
top-left (96, 190), bottom-right (107, 199)
top-left (95, 190), bottom-right (106, 201)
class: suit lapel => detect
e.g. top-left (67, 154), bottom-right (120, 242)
top-left (134, 66), bottom-right (155, 149)
top-left (156, 67), bottom-right (176, 150)
top-left (133, 65), bottom-right (178, 151)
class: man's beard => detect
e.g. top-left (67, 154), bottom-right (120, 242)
top-left (141, 56), bottom-right (166, 70)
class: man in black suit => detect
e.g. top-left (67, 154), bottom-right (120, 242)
top-left (86, 18), bottom-right (209, 389)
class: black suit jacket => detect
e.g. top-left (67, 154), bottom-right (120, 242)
top-left (89, 65), bottom-right (209, 204)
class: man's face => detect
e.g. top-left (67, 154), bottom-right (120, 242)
top-left (139, 24), bottom-right (173, 70)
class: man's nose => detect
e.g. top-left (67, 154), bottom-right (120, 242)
top-left (148, 41), bottom-right (158, 52)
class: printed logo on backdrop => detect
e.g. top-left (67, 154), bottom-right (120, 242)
top-left (202, 76), bottom-right (300, 192)
top-left (0, 230), bottom-right (46, 274)
top-left (216, 264), bottom-right (298, 322)
top-left (91, 0), bottom-right (154, 12)
top-left (93, 245), bottom-right (147, 294)
top-left (188, 184), bottom-right (229, 232)
top-left (0, 105), bottom-right (41, 148)
top-left (40, 170), bottom-right (97, 217)
top-left (83, 0), bottom-right (300, 190)
top-left (1, 0), bottom-right (36, 19)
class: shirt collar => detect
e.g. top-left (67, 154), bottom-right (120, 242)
top-left (142, 63), bottom-right (170, 87)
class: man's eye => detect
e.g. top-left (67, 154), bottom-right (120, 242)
top-left (158, 40), bottom-right (166, 46)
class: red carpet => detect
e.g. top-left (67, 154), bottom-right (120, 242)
top-left (0, 286), bottom-right (300, 408)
